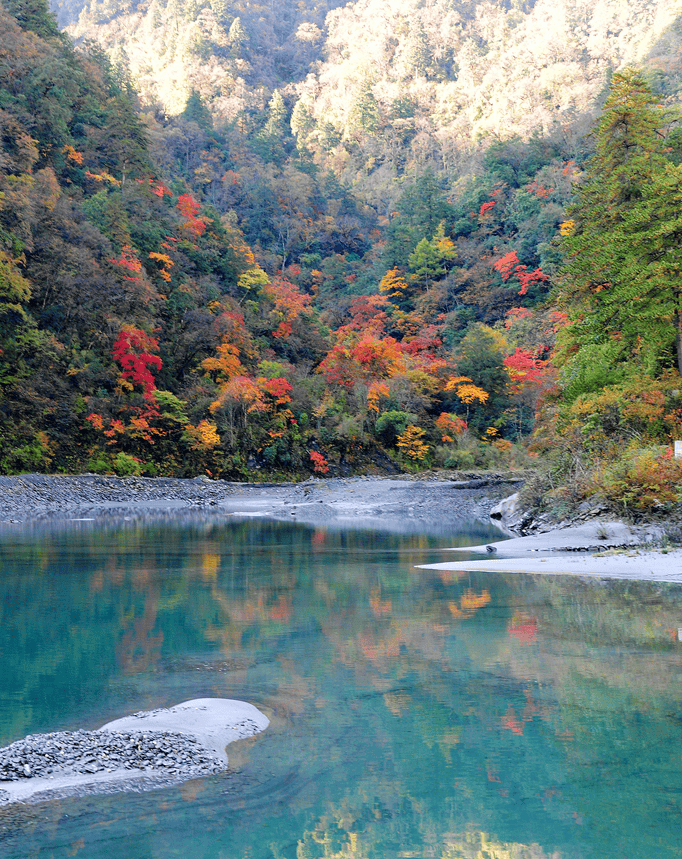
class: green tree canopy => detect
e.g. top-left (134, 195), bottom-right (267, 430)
top-left (182, 89), bottom-right (213, 131)
top-left (555, 70), bottom-right (682, 394)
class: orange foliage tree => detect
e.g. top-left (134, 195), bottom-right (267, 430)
top-left (435, 412), bottom-right (467, 443)
top-left (318, 329), bottom-right (406, 389)
top-left (261, 275), bottom-right (312, 339)
top-left (176, 193), bottom-right (206, 239)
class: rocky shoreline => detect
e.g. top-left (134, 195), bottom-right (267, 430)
top-left (0, 473), bottom-right (235, 523)
top-left (0, 471), bottom-right (528, 531)
top-left (2, 472), bottom-right (680, 810)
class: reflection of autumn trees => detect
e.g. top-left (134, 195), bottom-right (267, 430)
top-left (508, 613), bottom-right (538, 645)
top-left (500, 689), bottom-right (551, 738)
top-left (442, 831), bottom-right (561, 859)
top-left (116, 580), bottom-right (163, 674)
top-left (297, 799), bottom-right (567, 859)
top-left (7, 521), bottom-right (682, 857)
top-left (448, 587), bottom-right (491, 619)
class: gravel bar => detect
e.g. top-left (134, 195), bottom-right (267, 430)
top-left (0, 699), bottom-right (269, 806)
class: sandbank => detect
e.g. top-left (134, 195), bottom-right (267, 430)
top-left (420, 520), bottom-right (682, 583)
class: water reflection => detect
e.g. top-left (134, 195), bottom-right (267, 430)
top-left (0, 517), bottom-right (681, 858)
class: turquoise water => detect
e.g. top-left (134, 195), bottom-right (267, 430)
top-left (1, 514), bottom-right (682, 858)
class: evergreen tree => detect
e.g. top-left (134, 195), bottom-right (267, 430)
top-left (208, 0), bottom-right (229, 21)
top-left (94, 95), bottom-right (152, 182)
top-left (227, 16), bottom-right (247, 52)
top-left (149, 0), bottom-right (162, 28)
top-left (4, 0), bottom-right (61, 39)
top-left (408, 224), bottom-right (456, 289)
top-left (182, 89), bottom-right (213, 130)
top-left (386, 171), bottom-right (454, 268)
top-left (405, 21), bottom-right (431, 79)
top-left (348, 79), bottom-right (379, 134)
top-left (613, 161), bottom-right (682, 377)
top-left (111, 46), bottom-right (134, 97)
top-left (555, 70), bottom-right (679, 394)
top-left (256, 90), bottom-right (289, 163)
top-left (290, 99), bottom-right (315, 144)
top-left (263, 90), bottom-right (287, 139)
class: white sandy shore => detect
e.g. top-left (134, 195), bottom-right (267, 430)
top-left (419, 520), bottom-right (682, 583)
top-left (100, 698), bottom-right (267, 765)
top-left (0, 699), bottom-right (268, 805)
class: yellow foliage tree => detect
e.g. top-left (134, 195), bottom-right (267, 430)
top-left (454, 383), bottom-right (489, 405)
top-left (396, 425), bottom-right (429, 462)
top-left (148, 251), bottom-right (174, 282)
top-left (184, 419), bottom-right (221, 451)
top-left (238, 267), bottom-right (270, 295)
top-left (367, 380), bottom-right (390, 413)
top-left (379, 267), bottom-right (410, 301)
top-left (445, 376), bottom-right (489, 404)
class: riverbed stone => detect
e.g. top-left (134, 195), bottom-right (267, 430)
top-left (0, 699), bottom-right (269, 805)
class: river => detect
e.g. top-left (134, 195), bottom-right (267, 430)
top-left (1, 513), bottom-right (681, 858)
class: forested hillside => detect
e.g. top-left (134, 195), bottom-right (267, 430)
top-left (3, 0), bottom-right (682, 511)
top-left (64, 0), bottom-right (682, 176)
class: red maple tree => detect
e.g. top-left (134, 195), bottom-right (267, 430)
top-left (112, 327), bottom-right (163, 398)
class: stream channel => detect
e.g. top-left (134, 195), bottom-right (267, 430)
top-left (0, 512), bottom-right (681, 858)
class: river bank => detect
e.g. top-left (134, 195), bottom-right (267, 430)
top-left (1, 472), bottom-right (681, 812)
top-left (0, 472), bottom-right (525, 534)
top-left (2, 473), bottom-right (680, 578)
top-left (421, 519), bottom-right (682, 583)
top-left (3, 471), bottom-right (681, 579)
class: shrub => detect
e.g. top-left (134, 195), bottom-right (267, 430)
top-left (112, 452), bottom-right (143, 476)
top-left (591, 445), bottom-right (682, 515)
top-left (375, 410), bottom-right (416, 446)
top-left (87, 452), bottom-right (112, 474)
top-left (444, 449), bottom-right (475, 469)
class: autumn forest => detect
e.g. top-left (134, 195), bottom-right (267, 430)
top-left (3, 0), bottom-right (682, 515)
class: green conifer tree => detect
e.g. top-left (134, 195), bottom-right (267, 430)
top-left (348, 79), bottom-right (379, 134)
top-left (405, 21), bottom-right (431, 79)
top-left (182, 89), bottom-right (213, 130)
top-left (555, 70), bottom-right (679, 394)
top-left (290, 99), bottom-right (315, 145)
top-left (263, 90), bottom-right (287, 139)
top-left (228, 16), bottom-right (247, 52)
top-left (5, 0), bottom-right (61, 39)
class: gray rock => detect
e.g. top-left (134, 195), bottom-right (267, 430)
top-left (489, 492), bottom-right (529, 532)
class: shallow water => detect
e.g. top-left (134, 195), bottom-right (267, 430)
top-left (1, 514), bottom-right (682, 858)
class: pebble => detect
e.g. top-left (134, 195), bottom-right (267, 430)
top-left (0, 728), bottom-right (229, 785)
top-left (0, 475), bottom-right (238, 524)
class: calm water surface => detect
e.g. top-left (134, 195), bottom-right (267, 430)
top-left (1, 514), bottom-right (681, 858)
